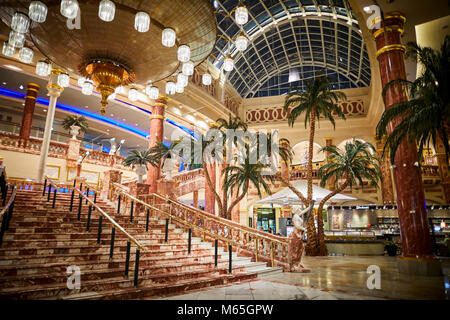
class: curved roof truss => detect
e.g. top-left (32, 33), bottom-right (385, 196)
top-left (211, 0), bottom-right (371, 98)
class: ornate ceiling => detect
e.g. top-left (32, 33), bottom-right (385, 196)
top-left (210, 0), bottom-right (371, 98)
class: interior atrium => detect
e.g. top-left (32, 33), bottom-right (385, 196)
top-left (0, 0), bottom-right (449, 305)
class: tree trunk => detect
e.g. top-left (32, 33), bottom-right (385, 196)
top-left (226, 183), bottom-right (247, 219)
top-left (278, 176), bottom-right (308, 205)
top-left (202, 158), bottom-right (224, 217)
top-left (316, 180), bottom-right (350, 256)
top-left (305, 108), bottom-right (317, 255)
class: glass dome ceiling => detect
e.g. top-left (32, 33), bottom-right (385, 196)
top-left (210, 0), bottom-right (371, 98)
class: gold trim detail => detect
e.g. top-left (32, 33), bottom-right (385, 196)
top-left (149, 115), bottom-right (165, 120)
top-left (26, 88), bottom-right (39, 93)
top-left (50, 68), bottom-right (64, 75)
top-left (25, 95), bottom-right (37, 101)
top-left (376, 44), bottom-right (406, 58)
top-left (154, 103), bottom-right (167, 108)
top-left (47, 83), bottom-right (64, 91)
top-left (27, 82), bottom-right (40, 88)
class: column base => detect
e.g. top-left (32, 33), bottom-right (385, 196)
top-left (397, 256), bottom-right (442, 276)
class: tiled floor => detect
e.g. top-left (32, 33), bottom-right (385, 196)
top-left (158, 256), bottom-right (450, 300)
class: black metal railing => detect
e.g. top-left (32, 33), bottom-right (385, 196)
top-left (42, 177), bottom-right (146, 286)
top-left (0, 184), bottom-right (17, 246)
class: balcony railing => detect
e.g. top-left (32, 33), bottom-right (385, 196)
top-left (111, 182), bottom-right (290, 270)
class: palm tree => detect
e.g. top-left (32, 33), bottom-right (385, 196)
top-left (123, 149), bottom-right (154, 183)
top-left (317, 140), bottom-right (381, 255)
top-left (216, 114), bottom-right (248, 218)
top-left (283, 75), bottom-right (347, 255)
top-left (224, 145), bottom-right (275, 219)
top-left (376, 35), bottom-right (450, 164)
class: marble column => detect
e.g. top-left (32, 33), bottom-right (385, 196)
top-left (375, 136), bottom-right (395, 204)
top-left (146, 95), bottom-right (167, 193)
top-left (434, 135), bottom-right (450, 203)
top-left (193, 190), bottom-right (198, 208)
top-left (19, 82), bottom-right (40, 140)
top-left (37, 70), bottom-right (64, 182)
top-left (372, 12), bottom-right (434, 260)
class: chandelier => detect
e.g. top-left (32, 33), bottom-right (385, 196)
top-left (0, 0), bottom-right (249, 116)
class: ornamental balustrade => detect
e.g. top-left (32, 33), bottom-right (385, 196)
top-left (245, 98), bottom-right (367, 124)
top-left (0, 132), bottom-right (68, 158)
top-left (111, 182), bottom-right (290, 270)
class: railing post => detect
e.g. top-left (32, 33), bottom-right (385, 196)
top-left (85, 187), bottom-right (89, 204)
top-left (229, 244), bottom-right (232, 274)
top-left (125, 241), bottom-right (131, 276)
top-left (69, 189), bottom-right (74, 211)
top-left (86, 205), bottom-right (92, 231)
top-left (145, 208), bottom-right (150, 232)
top-left (93, 192), bottom-right (97, 211)
top-left (47, 184), bottom-right (51, 202)
top-left (130, 200), bottom-right (134, 222)
top-left (109, 227), bottom-right (116, 259)
top-left (52, 187), bottom-right (57, 208)
top-left (164, 218), bottom-right (169, 243)
top-left (117, 194), bottom-right (121, 214)
top-left (97, 216), bottom-right (103, 244)
top-left (73, 179), bottom-right (76, 188)
top-left (255, 237), bottom-right (258, 262)
top-left (134, 248), bottom-right (140, 287)
top-left (188, 228), bottom-right (192, 254)
top-left (77, 195), bottom-right (82, 221)
top-left (270, 242), bottom-right (274, 268)
top-left (42, 178), bottom-right (47, 196)
top-left (214, 239), bottom-right (218, 267)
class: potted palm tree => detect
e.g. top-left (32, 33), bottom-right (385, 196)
top-left (282, 75), bottom-right (347, 255)
top-left (62, 115), bottom-right (88, 139)
top-left (123, 149), bottom-right (155, 184)
top-left (317, 140), bottom-right (382, 255)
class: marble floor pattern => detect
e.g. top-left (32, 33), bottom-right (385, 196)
top-left (156, 256), bottom-right (450, 300)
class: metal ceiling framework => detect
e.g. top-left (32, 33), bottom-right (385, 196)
top-left (210, 0), bottom-right (371, 98)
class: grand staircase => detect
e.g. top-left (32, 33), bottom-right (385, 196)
top-left (0, 187), bottom-right (280, 300)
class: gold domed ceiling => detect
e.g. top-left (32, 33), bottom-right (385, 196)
top-left (0, 0), bottom-right (217, 113)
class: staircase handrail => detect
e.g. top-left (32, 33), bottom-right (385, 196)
top-left (46, 177), bottom-right (146, 251)
top-left (112, 183), bottom-right (290, 269)
top-left (0, 184), bottom-right (17, 219)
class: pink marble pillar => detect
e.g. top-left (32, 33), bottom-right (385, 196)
top-left (193, 190), bottom-right (198, 208)
top-left (372, 12), bottom-right (434, 260)
top-left (19, 83), bottom-right (40, 140)
top-left (146, 96), bottom-right (166, 193)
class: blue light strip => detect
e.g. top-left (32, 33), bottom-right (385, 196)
top-left (0, 87), bottom-right (195, 138)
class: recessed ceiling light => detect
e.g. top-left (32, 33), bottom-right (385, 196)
top-left (19, 85), bottom-right (24, 90)
top-left (193, 112), bottom-right (197, 116)
top-left (122, 118), bottom-right (126, 121)
top-left (85, 105), bottom-right (88, 108)
top-left (110, 114), bottom-right (114, 116)
top-left (4, 65), bottom-right (22, 72)
top-left (135, 123), bottom-right (138, 126)
top-left (106, 129), bottom-right (109, 131)
top-left (363, 6), bottom-right (371, 13)
top-left (43, 109), bottom-right (47, 112)
top-left (178, 105), bottom-right (182, 109)
top-left (2, 82), bottom-right (6, 85)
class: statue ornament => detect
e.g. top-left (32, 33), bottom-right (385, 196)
top-left (288, 202), bottom-right (314, 273)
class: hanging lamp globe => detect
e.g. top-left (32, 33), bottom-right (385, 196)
top-left (0, 0), bottom-right (217, 115)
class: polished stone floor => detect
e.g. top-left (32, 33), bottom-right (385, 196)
top-left (157, 256), bottom-right (450, 300)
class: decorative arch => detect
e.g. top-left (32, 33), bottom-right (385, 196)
top-left (291, 141), bottom-right (325, 165)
